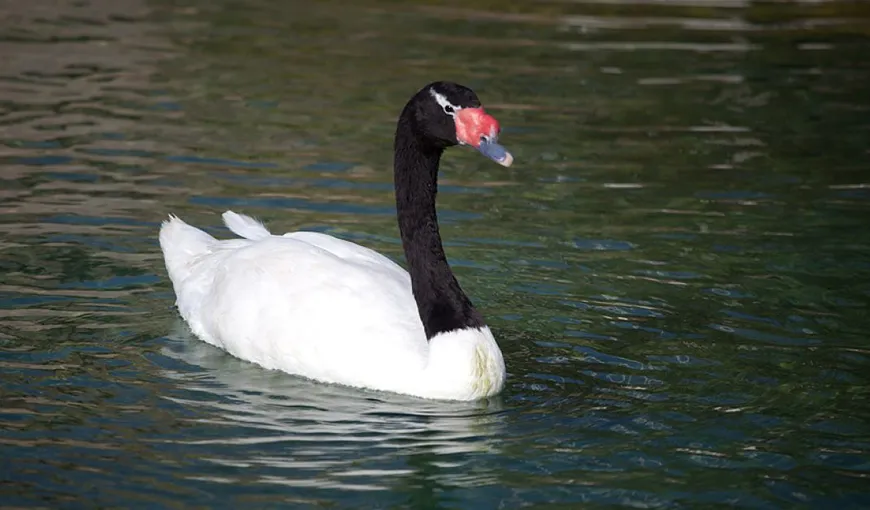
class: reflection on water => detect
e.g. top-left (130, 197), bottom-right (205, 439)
top-left (1, 0), bottom-right (869, 507)
top-left (162, 321), bottom-right (506, 490)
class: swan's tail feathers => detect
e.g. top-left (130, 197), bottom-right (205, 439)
top-left (222, 210), bottom-right (272, 240)
top-left (159, 214), bottom-right (216, 284)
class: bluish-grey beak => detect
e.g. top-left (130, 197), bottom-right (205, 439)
top-left (476, 138), bottom-right (513, 167)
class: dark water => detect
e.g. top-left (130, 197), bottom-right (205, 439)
top-left (2, 0), bottom-right (869, 507)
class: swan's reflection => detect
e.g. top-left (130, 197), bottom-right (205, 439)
top-left (159, 321), bottom-right (506, 491)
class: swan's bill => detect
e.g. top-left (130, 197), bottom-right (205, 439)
top-left (477, 139), bottom-right (514, 167)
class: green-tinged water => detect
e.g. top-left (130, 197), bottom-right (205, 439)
top-left (1, 0), bottom-right (869, 507)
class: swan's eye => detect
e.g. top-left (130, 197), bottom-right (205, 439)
top-left (429, 88), bottom-right (459, 117)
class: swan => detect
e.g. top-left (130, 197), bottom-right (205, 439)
top-left (159, 81), bottom-right (513, 401)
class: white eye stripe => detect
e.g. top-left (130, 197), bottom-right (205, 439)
top-left (429, 88), bottom-right (461, 117)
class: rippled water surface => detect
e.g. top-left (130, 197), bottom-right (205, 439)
top-left (2, 0), bottom-right (869, 507)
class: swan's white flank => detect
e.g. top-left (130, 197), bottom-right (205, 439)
top-left (159, 211), bottom-right (506, 401)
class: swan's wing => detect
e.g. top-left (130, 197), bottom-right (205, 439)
top-left (220, 210), bottom-right (406, 278)
top-left (284, 231), bottom-right (407, 279)
top-left (175, 232), bottom-right (426, 390)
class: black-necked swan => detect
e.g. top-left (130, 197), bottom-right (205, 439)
top-left (159, 82), bottom-right (513, 401)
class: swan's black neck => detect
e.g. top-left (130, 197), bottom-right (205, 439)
top-left (394, 113), bottom-right (485, 340)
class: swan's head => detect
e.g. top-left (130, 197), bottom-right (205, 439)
top-left (410, 81), bottom-right (513, 167)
